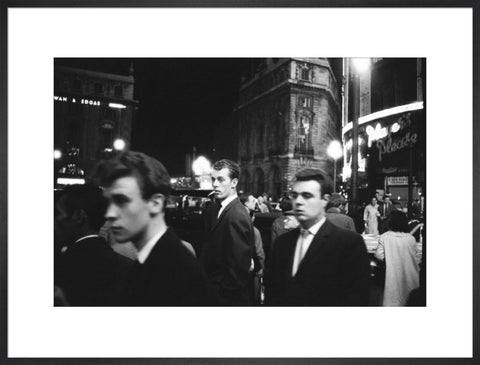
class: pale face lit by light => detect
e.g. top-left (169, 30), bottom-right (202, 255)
top-left (211, 168), bottom-right (237, 202)
top-left (113, 139), bottom-right (126, 151)
top-left (291, 180), bottom-right (327, 229)
top-left (103, 176), bottom-right (151, 246)
top-left (54, 149), bottom-right (62, 159)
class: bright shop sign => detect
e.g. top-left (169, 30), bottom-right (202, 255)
top-left (54, 95), bottom-right (101, 106)
top-left (364, 112), bottom-right (419, 162)
top-left (387, 176), bottom-right (409, 186)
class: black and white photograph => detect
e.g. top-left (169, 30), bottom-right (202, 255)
top-left (53, 57), bottom-right (426, 308)
top-left (2, 5), bottom-right (476, 362)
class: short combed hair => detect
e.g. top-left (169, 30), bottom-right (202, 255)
top-left (60, 183), bottom-right (107, 230)
top-left (294, 168), bottom-right (332, 196)
top-left (388, 210), bottom-right (410, 233)
top-left (326, 193), bottom-right (344, 209)
top-left (94, 151), bottom-right (171, 200)
top-left (213, 159), bottom-right (240, 180)
top-left (279, 196), bottom-right (293, 212)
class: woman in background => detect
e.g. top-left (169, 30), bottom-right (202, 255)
top-left (375, 210), bottom-right (421, 306)
top-left (363, 197), bottom-right (380, 234)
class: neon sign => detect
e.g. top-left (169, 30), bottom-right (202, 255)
top-left (365, 123), bottom-right (388, 147)
top-left (377, 132), bottom-right (418, 162)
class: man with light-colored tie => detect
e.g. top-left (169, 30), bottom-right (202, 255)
top-left (265, 168), bottom-right (371, 306)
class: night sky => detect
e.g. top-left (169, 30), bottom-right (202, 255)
top-left (55, 58), bottom-right (255, 176)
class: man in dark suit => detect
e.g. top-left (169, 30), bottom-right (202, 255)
top-left (379, 195), bottom-right (396, 233)
top-left (200, 159), bottom-right (254, 305)
top-left (54, 183), bottom-right (133, 306)
top-left (97, 151), bottom-right (210, 306)
top-left (265, 169), bottom-right (371, 306)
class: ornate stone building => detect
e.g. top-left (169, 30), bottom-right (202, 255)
top-left (54, 65), bottom-right (137, 183)
top-left (234, 58), bottom-right (342, 200)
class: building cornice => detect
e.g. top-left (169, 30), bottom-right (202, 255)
top-left (55, 66), bottom-right (135, 84)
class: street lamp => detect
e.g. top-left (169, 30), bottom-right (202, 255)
top-left (348, 58), bottom-right (371, 204)
top-left (327, 140), bottom-right (343, 193)
top-left (113, 138), bottom-right (126, 151)
top-left (192, 155), bottom-right (213, 189)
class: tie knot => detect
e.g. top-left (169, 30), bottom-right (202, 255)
top-left (300, 228), bottom-right (310, 237)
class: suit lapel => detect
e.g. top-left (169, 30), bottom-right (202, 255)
top-left (209, 197), bottom-right (238, 233)
top-left (286, 228), bottom-right (301, 277)
top-left (296, 220), bottom-right (333, 274)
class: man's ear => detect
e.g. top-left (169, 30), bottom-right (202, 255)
top-left (231, 178), bottom-right (238, 188)
top-left (149, 193), bottom-right (165, 214)
top-left (320, 198), bottom-right (327, 208)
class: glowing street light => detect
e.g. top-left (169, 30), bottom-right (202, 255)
top-left (327, 140), bottom-right (343, 193)
top-left (113, 138), bottom-right (126, 151)
top-left (352, 58), bottom-right (371, 74)
top-left (192, 156), bottom-right (212, 176)
top-left (192, 156), bottom-right (213, 189)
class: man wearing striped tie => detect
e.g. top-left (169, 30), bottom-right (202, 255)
top-left (265, 168), bottom-right (371, 306)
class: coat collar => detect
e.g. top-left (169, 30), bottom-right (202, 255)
top-left (293, 219), bottom-right (335, 276)
top-left (209, 197), bottom-right (240, 233)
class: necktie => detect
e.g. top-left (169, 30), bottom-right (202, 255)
top-left (292, 229), bottom-right (310, 276)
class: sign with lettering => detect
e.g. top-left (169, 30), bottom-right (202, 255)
top-left (387, 176), bottom-right (408, 186)
top-left (377, 131), bottom-right (418, 162)
top-left (54, 95), bottom-right (101, 106)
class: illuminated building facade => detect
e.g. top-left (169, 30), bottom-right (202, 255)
top-left (54, 65), bottom-right (137, 184)
top-left (234, 58), bottom-right (342, 200)
top-left (342, 58), bottom-right (426, 211)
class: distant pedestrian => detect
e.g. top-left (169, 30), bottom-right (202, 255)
top-left (325, 193), bottom-right (356, 231)
top-left (378, 195), bottom-right (396, 234)
top-left (271, 196), bottom-right (299, 246)
top-left (256, 195), bottom-right (270, 213)
top-left (364, 197), bottom-right (380, 234)
top-left (261, 193), bottom-right (274, 212)
top-left (375, 210), bottom-right (421, 306)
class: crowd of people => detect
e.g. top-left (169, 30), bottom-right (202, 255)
top-left (54, 150), bottom-right (424, 307)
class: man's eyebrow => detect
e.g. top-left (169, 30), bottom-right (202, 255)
top-left (110, 192), bottom-right (129, 200)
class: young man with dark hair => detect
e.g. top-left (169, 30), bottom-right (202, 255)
top-left (200, 159), bottom-right (254, 305)
top-left (265, 168), bottom-right (371, 306)
top-left (54, 183), bottom-right (133, 306)
top-left (96, 151), bottom-right (210, 306)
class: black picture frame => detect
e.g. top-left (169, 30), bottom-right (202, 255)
top-left (1, 1), bottom-right (478, 364)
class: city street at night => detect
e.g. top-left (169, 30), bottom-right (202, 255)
top-left (54, 57), bottom-right (426, 308)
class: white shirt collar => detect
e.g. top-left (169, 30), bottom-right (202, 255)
top-left (136, 227), bottom-right (167, 264)
top-left (220, 193), bottom-right (237, 208)
top-left (303, 216), bottom-right (326, 235)
top-left (292, 216), bottom-right (326, 277)
top-left (218, 193), bottom-right (238, 218)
